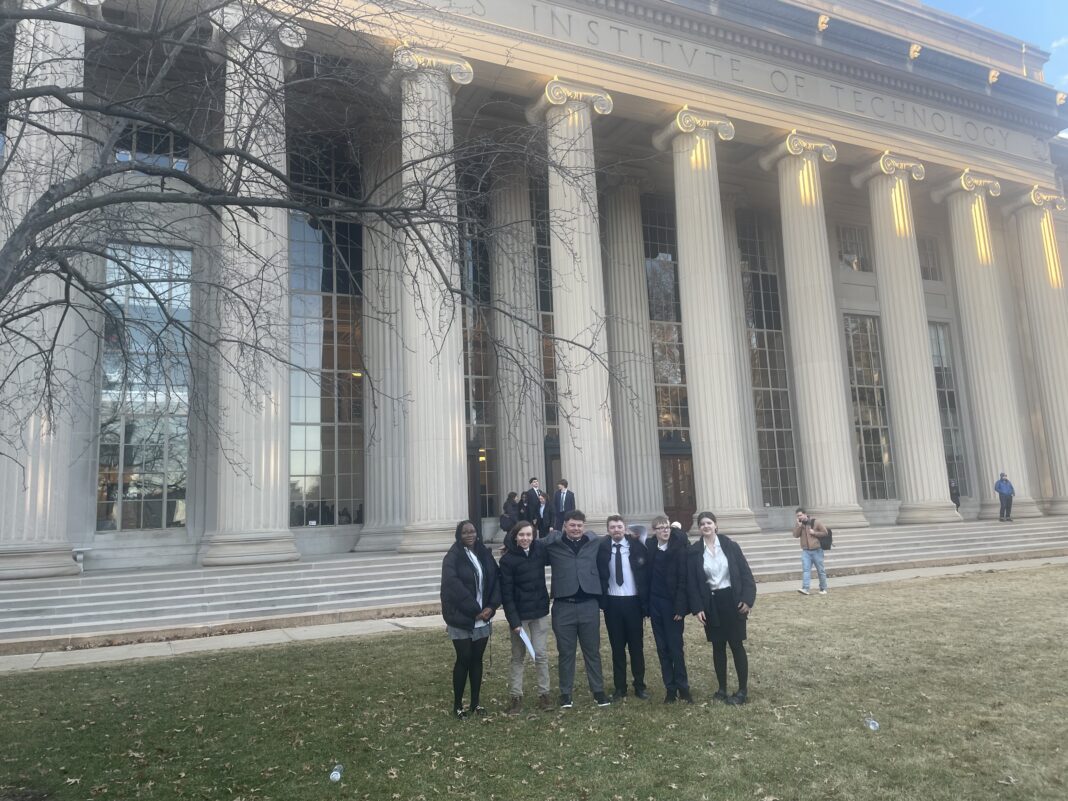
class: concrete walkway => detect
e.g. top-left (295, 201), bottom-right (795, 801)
top-left (3, 554), bottom-right (1064, 675)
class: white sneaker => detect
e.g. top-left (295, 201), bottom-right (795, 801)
top-left (819, 589), bottom-right (828, 595)
top-left (797, 588), bottom-right (810, 595)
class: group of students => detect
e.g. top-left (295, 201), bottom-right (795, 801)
top-left (439, 503), bottom-right (757, 719)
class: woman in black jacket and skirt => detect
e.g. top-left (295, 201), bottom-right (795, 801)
top-left (686, 511), bottom-right (757, 706)
top-left (646, 514), bottom-right (692, 703)
top-left (440, 520), bottom-right (502, 718)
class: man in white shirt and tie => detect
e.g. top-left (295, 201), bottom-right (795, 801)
top-left (597, 515), bottom-right (651, 700)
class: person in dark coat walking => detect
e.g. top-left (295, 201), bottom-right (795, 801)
top-left (596, 514), bottom-right (651, 700)
top-left (440, 520), bottom-right (501, 719)
top-left (499, 520), bottom-right (552, 714)
top-left (500, 492), bottom-right (520, 533)
top-left (687, 511), bottom-right (756, 706)
top-left (646, 514), bottom-right (692, 703)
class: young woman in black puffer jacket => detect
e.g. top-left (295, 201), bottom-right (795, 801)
top-left (440, 520), bottom-right (501, 719)
top-left (498, 520), bottom-right (551, 714)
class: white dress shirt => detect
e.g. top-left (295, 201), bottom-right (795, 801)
top-left (607, 538), bottom-right (638, 597)
top-left (702, 535), bottom-right (731, 591)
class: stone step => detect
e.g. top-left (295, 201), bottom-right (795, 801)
top-left (2, 528), bottom-right (1063, 614)
top-left (2, 519), bottom-right (1065, 645)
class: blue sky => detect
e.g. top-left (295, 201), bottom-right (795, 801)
top-left (921, 1), bottom-right (1068, 91)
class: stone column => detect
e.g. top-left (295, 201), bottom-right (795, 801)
top-left (720, 197), bottom-right (765, 516)
top-left (489, 163), bottom-right (545, 505)
top-left (932, 170), bottom-right (1041, 519)
top-left (758, 132), bottom-right (868, 528)
top-left (851, 153), bottom-right (961, 523)
top-left (602, 177), bottom-right (664, 524)
top-left (199, 7), bottom-right (306, 565)
top-left (526, 79), bottom-right (618, 523)
top-left (354, 141), bottom-right (407, 551)
top-left (0, 0), bottom-right (103, 578)
top-left (1005, 186), bottom-right (1068, 514)
top-left (653, 110), bottom-right (758, 532)
top-left (392, 47), bottom-right (472, 551)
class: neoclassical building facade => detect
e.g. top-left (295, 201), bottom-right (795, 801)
top-left (1, 0), bottom-right (1067, 578)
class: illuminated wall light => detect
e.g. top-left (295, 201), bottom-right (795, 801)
top-left (817, 14), bottom-right (830, 32)
top-left (909, 43), bottom-right (922, 60)
top-left (988, 69), bottom-right (1000, 85)
top-left (1057, 92), bottom-right (1067, 107)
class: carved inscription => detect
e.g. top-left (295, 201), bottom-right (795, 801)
top-left (450, 0), bottom-right (1043, 162)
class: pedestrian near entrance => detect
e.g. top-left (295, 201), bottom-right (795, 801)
top-left (551, 479), bottom-right (576, 531)
top-left (995, 472), bottom-right (1015, 522)
top-left (543, 510), bottom-right (610, 709)
top-left (440, 520), bottom-right (501, 719)
top-left (646, 515), bottom-right (692, 703)
top-left (792, 507), bottom-right (830, 595)
top-left (687, 512), bottom-right (756, 706)
top-left (596, 515), bottom-right (651, 701)
top-left (499, 521), bottom-right (552, 714)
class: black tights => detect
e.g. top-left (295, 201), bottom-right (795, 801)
top-left (451, 637), bottom-right (489, 710)
top-left (712, 640), bottom-right (749, 693)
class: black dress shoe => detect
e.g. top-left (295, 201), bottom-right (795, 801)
top-left (678, 688), bottom-right (694, 704)
top-left (712, 689), bottom-right (728, 702)
top-left (726, 691), bottom-right (748, 706)
top-left (469, 705), bottom-right (488, 717)
top-left (634, 688), bottom-right (650, 700)
top-left (612, 689), bottom-right (627, 701)
top-left (453, 707), bottom-right (468, 720)
top-left (663, 689), bottom-right (677, 704)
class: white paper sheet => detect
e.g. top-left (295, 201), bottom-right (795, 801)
top-left (519, 627), bottom-right (536, 660)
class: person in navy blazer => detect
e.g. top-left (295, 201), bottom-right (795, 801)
top-left (551, 479), bottom-right (576, 531)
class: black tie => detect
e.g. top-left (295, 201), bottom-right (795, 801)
top-left (614, 543), bottom-right (624, 587)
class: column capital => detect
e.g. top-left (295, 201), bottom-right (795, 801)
top-left (524, 78), bottom-right (613, 124)
top-left (651, 107), bottom-right (734, 151)
top-left (210, 3), bottom-right (306, 51)
top-left (391, 46), bottom-right (473, 85)
top-left (1002, 185), bottom-right (1067, 217)
top-left (931, 168), bottom-right (1001, 204)
top-left (850, 151), bottom-right (926, 189)
top-left (758, 130), bottom-right (837, 171)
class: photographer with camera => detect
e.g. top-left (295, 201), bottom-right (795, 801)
top-left (792, 508), bottom-right (830, 596)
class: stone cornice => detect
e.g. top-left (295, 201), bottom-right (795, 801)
top-left (850, 151), bottom-right (926, 188)
top-left (651, 107), bottom-right (735, 151)
top-left (525, 78), bottom-right (613, 123)
top-left (931, 169), bottom-right (1002, 204)
top-left (758, 130), bottom-right (837, 171)
top-left (556, 0), bottom-right (1060, 136)
top-left (1002, 185), bottom-right (1067, 216)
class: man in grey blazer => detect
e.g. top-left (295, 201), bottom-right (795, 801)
top-left (543, 509), bottom-right (610, 709)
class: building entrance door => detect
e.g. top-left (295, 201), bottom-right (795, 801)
top-left (661, 454), bottom-right (696, 532)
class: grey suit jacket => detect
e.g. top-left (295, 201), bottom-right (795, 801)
top-left (543, 530), bottom-right (603, 599)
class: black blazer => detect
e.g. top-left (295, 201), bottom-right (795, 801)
top-left (523, 488), bottom-right (542, 522)
top-left (498, 534), bottom-right (550, 629)
top-left (551, 488), bottom-right (576, 530)
top-left (596, 535), bottom-right (650, 613)
top-left (685, 535), bottom-right (757, 617)
top-left (440, 540), bottom-right (502, 630)
top-left (646, 530), bottom-right (689, 617)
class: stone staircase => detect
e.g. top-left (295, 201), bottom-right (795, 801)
top-left (1, 518), bottom-right (1066, 652)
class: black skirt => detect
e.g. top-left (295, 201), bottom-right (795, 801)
top-left (703, 587), bottom-right (747, 644)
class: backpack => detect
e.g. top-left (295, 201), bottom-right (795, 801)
top-left (820, 527), bottom-right (833, 551)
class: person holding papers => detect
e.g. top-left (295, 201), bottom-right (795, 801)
top-left (499, 520), bottom-right (552, 714)
top-left (440, 520), bottom-right (501, 719)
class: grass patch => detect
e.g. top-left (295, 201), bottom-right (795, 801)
top-left (2, 566), bottom-right (1066, 801)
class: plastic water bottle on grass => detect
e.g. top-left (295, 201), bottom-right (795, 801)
top-left (329, 764), bottom-right (343, 782)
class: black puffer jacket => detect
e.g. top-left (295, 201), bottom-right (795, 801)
top-left (646, 530), bottom-right (690, 617)
top-left (498, 531), bottom-right (550, 629)
top-left (440, 532), bottom-right (502, 630)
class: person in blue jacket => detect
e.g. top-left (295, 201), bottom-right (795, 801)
top-left (994, 472), bottom-right (1015, 522)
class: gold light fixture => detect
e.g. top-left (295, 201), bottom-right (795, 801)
top-left (909, 43), bottom-right (922, 60)
top-left (988, 68), bottom-right (1000, 85)
top-left (817, 14), bottom-right (830, 32)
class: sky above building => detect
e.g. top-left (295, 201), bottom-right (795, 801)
top-left (921, 0), bottom-right (1068, 93)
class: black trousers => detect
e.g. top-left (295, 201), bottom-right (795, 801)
top-left (603, 595), bottom-right (646, 693)
top-left (999, 493), bottom-right (1013, 519)
top-left (649, 594), bottom-right (688, 692)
